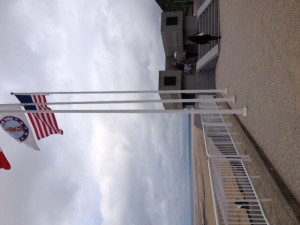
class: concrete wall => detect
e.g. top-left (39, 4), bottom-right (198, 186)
top-left (183, 74), bottom-right (196, 90)
top-left (161, 11), bottom-right (183, 57)
top-left (158, 70), bottom-right (183, 109)
top-left (196, 68), bottom-right (216, 90)
top-left (184, 16), bottom-right (198, 37)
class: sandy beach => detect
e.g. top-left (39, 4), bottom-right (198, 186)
top-left (192, 115), bottom-right (216, 225)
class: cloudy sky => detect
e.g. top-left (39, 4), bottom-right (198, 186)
top-left (0, 1), bottom-right (192, 225)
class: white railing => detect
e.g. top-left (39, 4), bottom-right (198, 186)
top-left (197, 95), bottom-right (270, 225)
top-left (199, 96), bottom-right (249, 160)
top-left (208, 159), bottom-right (269, 225)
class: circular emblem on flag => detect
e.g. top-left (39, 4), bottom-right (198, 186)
top-left (0, 116), bottom-right (29, 142)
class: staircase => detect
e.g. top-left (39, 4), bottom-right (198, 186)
top-left (196, 0), bottom-right (220, 69)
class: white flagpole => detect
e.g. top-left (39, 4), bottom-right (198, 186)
top-left (0, 107), bottom-right (247, 116)
top-left (11, 88), bottom-right (228, 95)
top-left (1, 96), bottom-right (235, 107)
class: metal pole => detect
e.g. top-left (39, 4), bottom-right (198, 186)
top-left (11, 88), bottom-right (228, 95)
top-left (0, 107), bottom-right (247, 116)
top-left (1, 96), bottom-right (235, 107)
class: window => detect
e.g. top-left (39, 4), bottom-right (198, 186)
top-left (166, 17), bottom-right (178, 26)
top-left (164, 76), bottom-right (176, 86)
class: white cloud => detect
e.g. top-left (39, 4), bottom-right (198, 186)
top-left (0, 0), bottom-right (192, 224)
top-left (88, 114), bottom-right (190, 225)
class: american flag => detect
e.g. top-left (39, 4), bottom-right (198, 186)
top-left (15, 95), bottom-right (63, 140)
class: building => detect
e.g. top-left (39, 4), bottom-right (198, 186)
top-left (158, 1), bottom-right (220, 110)
top-left (159, 11), bottom-right (198, 109)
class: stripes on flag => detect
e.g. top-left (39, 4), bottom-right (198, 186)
top-left (15, 95), bottom-right (63, 140)
top-left (0, 150), bottom-right (11, 170)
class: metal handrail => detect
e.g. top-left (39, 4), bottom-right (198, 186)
top-left (197, 95), bottom-right (270, 225)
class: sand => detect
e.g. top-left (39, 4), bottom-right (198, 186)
top-left (192, 116), bottom-right (216, 225)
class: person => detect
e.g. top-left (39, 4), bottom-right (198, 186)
top-left (186, 32), bottom-right (221, 45)
top-left (174, 50), bottom-right (198, 61)
top-left (173, 50), bottom-right (186, 61)
top-left (173, 60), bottom-right (193, 73)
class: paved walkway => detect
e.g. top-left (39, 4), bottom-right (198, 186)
top-left (215, 0), bottom-right (300, 222)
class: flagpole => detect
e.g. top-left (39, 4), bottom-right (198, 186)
top-left (11, 88), bottom-right (228, 95)
top-left (0, 96), bottom-right (235, 107)
top-left (0, 107), bottom-right (247, 116)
